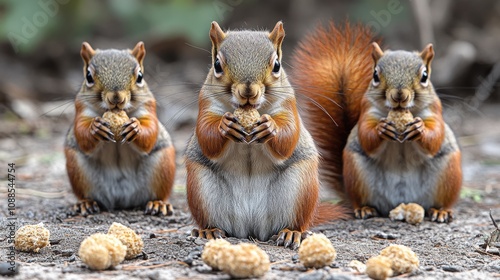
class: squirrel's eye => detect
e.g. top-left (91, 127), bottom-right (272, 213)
top-left (372, 68), bottom-right (380, 86)
top-left (86, 69), bottom-right (94, 86)
top-left (214, 58), bottom-right (223, 77)
top-left (272, 59), bottom-right (281, 74)
top-left (136, 71), bottom-right (143, 85)
top-left (420, 68), bottom-right (428, 86)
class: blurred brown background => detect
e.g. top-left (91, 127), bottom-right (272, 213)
top-left (0, 0), bottom-right (499, 141)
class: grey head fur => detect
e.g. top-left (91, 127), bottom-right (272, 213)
top-left (91, 49), bottom-right (139, 92)
top-left (219, 31), bottom-right (275, 83)
top-left (377, 50), bottom-right (425, 89)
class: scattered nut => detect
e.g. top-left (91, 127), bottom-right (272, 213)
top-left (298, 233), bottom-right (337, 268)
top-left (366, 256), bottom-right (394, 280)
top-left (380, 244), bottom-right (419, 275)
top-left (389, 203), bottom-right (425, 225)
top-left (233, 107), bottom-right (260, 133)
top-left (78, 233), bottom-right (126, 270)
top-left (387, 109), bottom-right (413, 134)
top-left (14, 223), bottom-right (50, 253)
top-left (102, 110), bottom-right (129, 140)
top-left (201, 239), bottom-right (231, 270)
top-left (219, 243), bottom-right (270, 278)
top-left (107, 222), bottom-right (144, 259)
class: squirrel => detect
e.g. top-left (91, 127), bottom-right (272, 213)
top-left (185, 21), bottom-right (347, 249)
top-left (291, 22), bottom-right (462, 223)
top-left (64, 42), bottom-right (176, 217)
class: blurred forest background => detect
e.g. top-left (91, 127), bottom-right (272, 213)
top-left (0, 0), bottom-right (499, 141)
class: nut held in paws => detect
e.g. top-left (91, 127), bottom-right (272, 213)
top-left (102, 110), bottom-right (129, 140)
top-left (233, 107), bottom-right (260, 133)
top-left (387, 109), bottom-right (413, 134)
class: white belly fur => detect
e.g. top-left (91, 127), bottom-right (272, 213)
top-left (353, 126), bottom-right (456, 216)
top-left (198, 142), bottom-right (304, 241)
top-left (78, 142), bottom-right (157, 210)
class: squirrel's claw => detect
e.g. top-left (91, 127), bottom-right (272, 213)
top-left (144, 200), bottom-right (173, 216)
top-left (121, 117), bottom-right (141, 142)
top-left (401, 117), bottom-right (425, 142)
top-left (191, 228), bottom-right (226, 239)
top-left (248, 114), bottom-right (277, 144)
top-left (219, 112), bottom-right (248, 142)
top-left (429, 208), bottom-right (453, 223)
top-left (377, 118), bottom-right (399, 142)
top-left (91, 117), bottom-right (115, 142)
top-left (354, 206), bottom-right (379, 219)
top-left (275, 229), bottom-right (304, 250)
top-left (73, 199), bottom-right (100, 217)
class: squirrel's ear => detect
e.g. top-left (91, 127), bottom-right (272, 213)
top-left (420, 43), bottom-right (434, 69)
top-left (371, 42), bottom-right (384, 63)
top-left (132, 41), bottom-right (146, 70)
top-left (269, 21), bottom-right (285, 59)
top-left (81, 42), bottom-right (95, 67)
top-left (210, 21), bottom-right (226, 58)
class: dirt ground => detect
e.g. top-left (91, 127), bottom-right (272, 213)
top-left (1, 104), bottom-right (500, 280)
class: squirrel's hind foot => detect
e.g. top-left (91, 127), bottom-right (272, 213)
top-left (354, 206), bottom-right (379, 219)
top-left (191, 228), bottom-right (226, 239)
top-left (274, 229), bottom-right (311, 250)
top-left (144, 200), bottom-right (173, 216)
top-left (73, 199), bottom-right (100, 216)
top-left (429, 208), bottom-right (453, 223)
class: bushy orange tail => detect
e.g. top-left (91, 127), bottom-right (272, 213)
top-left (291, 21), bottom-right (377, 196)
top-left (312, 203), bottom-right (352, 226)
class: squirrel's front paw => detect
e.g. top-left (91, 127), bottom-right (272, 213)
top-left (248, 114), bottom-right (277, 144)
top-left (90, 117), bottom-right (115, 142)
top-left (401, 117), bottom-right (425, 142)
top-left (121, 117), bottom-right (142, 143)
top-left (219, 112), bottom-right (248, 143)
top-left (191, 228), bottom-right (226, 239)
top-left (376, 118), bottom-right (399, 142)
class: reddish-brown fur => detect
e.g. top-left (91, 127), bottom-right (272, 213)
top-left (342, 149), bottom-right (368, 209)
top-left (196, 98), bottom-right (229, 159)
top-left (418, 100), bottom-right (445, 156)
top-left (185, 161), bottom-right (208, 228)
top-left (73, 101), bottom-right (100, 154)
top-left (291, 22), bottom-right (376, 195)
top-left (266, 98), bottom-right (300, 160)
top-left (357, 99), bottom-right (386, 155)
top-left (64, 147), bottom-right (90, 199)
top-left (151, 145), bottom-right (176, 201)
top-left (131, 101), bottom-right (159, 154)
top-left (292, 160), bottom-right (320, 231)
top-left (435, 151), bottom-right (462, 208)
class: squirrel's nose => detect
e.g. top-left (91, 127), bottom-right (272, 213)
top-left (106, 93), bottom-right (125, 106)
top-left (235, 83), bottom-right (261, 100)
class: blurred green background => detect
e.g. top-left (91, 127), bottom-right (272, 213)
top-left (0, 0), bottom-right (499, 132)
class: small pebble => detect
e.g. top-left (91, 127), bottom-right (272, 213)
top-left (374, 232), bottom-right (400, 240)
top-left (68, 255), bottom-right (76, 262)
top-left (188, 250), bottom-right (201, 259)
top-left (183, 256), bottom-right (194, 266)
top-left (60, 249), bottom-right (74, 257)
top-left (441, 265), bottom-right (463, 272)
top-left (149, 233), bottom-right (157, 239)
top-left (292, 254), bottom-right (299, 262)
top-left (194, 238), bottom-right (206, 245)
